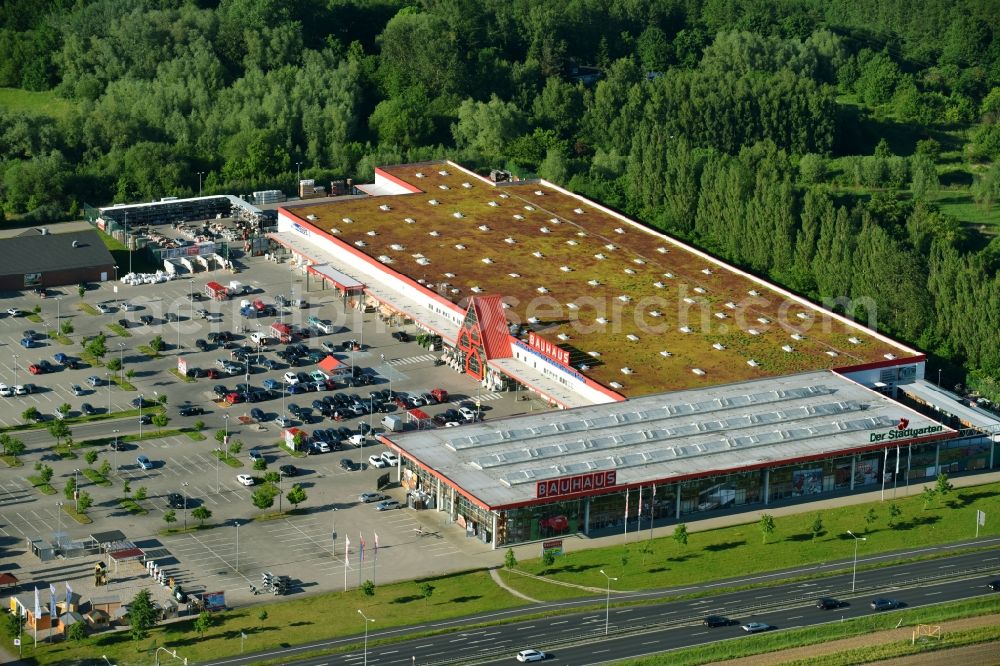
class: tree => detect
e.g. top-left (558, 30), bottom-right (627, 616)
top-left (229, 440), bottom-right (243, 457)
top-left (57, 402), bottom-right (71, 417)
top-left (810, 514), bottom-right (824, 540)
top-left (253, 458), bottom-right (266, 471)
top-left (935, 473), bottom-right (954, 499)
top-left (286, 484), bottom-right (306, 509)
top-left (85, 450), bottom-right (98, 465)
top-left (2, 436), bottom-right (25, 458)
top-left (128, 589), bottom-right (157, 643)
top-left (192, 506), bottom-right (211, 526)
top-left (60, 320), bottom-right (73, 334)
top-left (151, 413), bottom-right (168, 428)
top-left (541, 549), bottom-right (556, 572)
top-left (21, 406), bottom-right (39, 423)
top-left (193, 610), bottom-right (213, 638)
top-left (39, 464), bottom-right (53, 484)
top-left (106, 357), bottom-right (122, 372)
top-left (361, 579), bottom-right (375, 596)
top-left (452, 94), bottom-right (526, 157)
top-left (122, 480), bottom-right (131, 499)
top-left (77, 284), bottom-right (86, 299)
top-left (193, 419), bottom-right (205, 431)
top-left (134, 486), bottom-right (147, 501)
top-left (420, 582), bottom-right (434, 600)
top-left (263, 471), bottom-right (280, 485)
top-left (215, 429), bottom-right (227, 445)
top-left (98, 459), bottom-right (111, 478)
top-left (673, 523), bottom-right (689, 547)
top-left (64, 476), bottom-right (76, 500)
top-left (125, 368), bottom-right (135, 381)
top-left (798, 154), bottom-right (827, 184)
top-left (77, 491), bottom-right (92, 513)
top-left (759, 513), bottom-right (776, 543)
top-left (888, 503), bottom-right (902, 528)
top-left (67, 619), bottom-right (86, 641)
top-left (258, 610), bottom-right (268, 623)
top-left (84, 333), bottom-right (107, 361)
top-left (921, 486), bottom-right (937, 510)
top-left (252, 486), bottom-right (275, 510)
top-left (504, 547), bottom-right (517, 580)
top-left (149, 335), bottom-right (164, 352)
top-left (864, 507), bottom-right (877, 533)
top-left (163, 510), bottom-right (177, 527)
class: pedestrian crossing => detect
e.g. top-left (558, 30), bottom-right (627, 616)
top-left (386, 353), bottom-right (437, 366)
top-left (451, 391), bottom-right (504, 404)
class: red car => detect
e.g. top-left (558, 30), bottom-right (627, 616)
top-left (540, 515), bottom-right (569, 532)
top-left (28, 363), bottom-right (49, 375)
top-left (225, 392), bottom-right (244, 405)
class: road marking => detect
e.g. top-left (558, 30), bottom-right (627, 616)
top-left (551, 620), bottom-right (568, 625)
top-left (642, 640), bottom-right (659, 645)
top-left (788, 615), bottom-right (803, 620)
top-left (516, 625), bottom-right (535, 630)
top-left (691, 631), bottom-right (708, 636)
top-left (925, 591), bottom-right (942, 596)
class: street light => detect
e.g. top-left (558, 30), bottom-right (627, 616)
top-left (847, 530), bottom-right (867, 592)
top-left (12, 354), bottom-right (18, 390)
top-left (599, 569), bottom-right (617, 636)
top-left (196, 171), bottom-right (204, 197)
top-left (138, 393), bottom-right (144, 440)
top-left (181, 482), bottom-right (189, 529)
top-left (118, 343), bottom-right (126, 383)
top-left (235, 520), bottom-right (241, 573)
top-left (56, 501), bottom-right (63, 545)
top-left (112, 429), bottom-right (120, 472)
top-left (358, 609), bottom-right (374, 666)
top-left (74, 469), bottom-right (81, 512)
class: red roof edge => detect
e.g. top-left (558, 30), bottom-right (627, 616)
top-left (472, 295), bottom-right (512, 360)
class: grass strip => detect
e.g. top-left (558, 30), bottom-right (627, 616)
top-left (185, 430), bottom-right (206, 441)
top-left (77, 303), bottom-right (100, 316)
top-left (213, 450), bottom-right (244, 468)
top-left (82, 468), bottom-right (112, 487)
top-left (106, 323), bottom-right (131, 337)
top-left (169, 368), bottom-right (196, 383)
top-left (27, 476), bottom-right (56, 495)
top-left (78, 351), bottom-right (105, 367)
top-left (47, 331), bottom-right (72, 345)
top-left (1, 455), bottom-right (23, 467)
top-left (0, 408), bottom-right (142, 434)
top-left (618, 597), bottom-right (1000, 665)
top-left (137, 344), bottom-right (161, 358)
top-left (111, 376), bottom-right (135, 391)
top-left (118, 498), bottom-right (147, 515)
top-left (25, 313), bottom-right (43, 323)
top-left (780, 624), bottom-right (1000, 666)
top-left (62, 504), bottom-right (92, 524)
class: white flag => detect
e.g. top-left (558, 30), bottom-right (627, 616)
top-left (33, 587), bottom-right (40, 620)
top-left (345, 535), bottom-right (350, 565)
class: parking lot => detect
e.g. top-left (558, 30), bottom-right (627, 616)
top-left (0, 253), bottom-right (549, 608)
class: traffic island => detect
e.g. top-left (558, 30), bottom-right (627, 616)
top-left (61, 503), bottom-right (92, 524)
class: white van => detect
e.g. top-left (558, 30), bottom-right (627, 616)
top-left (250, 331), bottom-right (269, 345)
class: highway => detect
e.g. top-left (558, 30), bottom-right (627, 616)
top-left (205, 542), bottom-right (1000, 666)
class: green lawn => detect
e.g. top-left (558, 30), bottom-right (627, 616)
top-left (505, 482), bottom-right (1000, 602)
top-left (932, 191), bottom-right (1000, 230)
top-left (0, 87), bottom-right (76, 119)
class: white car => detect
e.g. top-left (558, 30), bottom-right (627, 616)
top-left (347, 434), bottom-right (366, 446)
top-left (320, 341), bottom-right (338, 353)
top-left (6, 307), bottom-right (21, 317)
top-left (283, 371), bottom-right (300, 385)
top-left (237, 474), bottom-right (255, 487)
top-left (516, 650), bottom-right (547, 662)
top-left (381, 451), bottom-right (399, 466)
top-left (275, 415), bottom-right (293, 428)
top-left (119, 302), bottom-right (135, 312)
top-left (96, 303), bottom-right (114, 314)
top-left (13, 385), bottom-right (28, 396)
top-left (0, 383), bottom-right (12, 397)
top-left (458, 406), bottom-right (477, 421)
top-left (368, 454), bottom-right (388, 468)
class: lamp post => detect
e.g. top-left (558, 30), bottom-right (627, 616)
top-left (296, 162), bottom-right (302, 192)
top-left (56, 501), bottom-right (63, 545)
top-left (196, 171), bottom-right (204, 197)
top-left (847, 530), bottom-right (867, 592)
top-left (12, 354), bottom-right (18, 391)
top-left (358, 609), bottom-right (374, 666)
top-left (938, 368), bottom-right (942, 387)
top-left (112, 429), bottom-right (120, 472)
top-left (118, 343), bottom-right (126, 383)
top-left (74, 469), bottom-right (81, 512)
top-left (55, 296), bottom-right (61, 335)
top-left (235, 520), bottom-right (241, 573)
top-left (138, 394), bottom-right (144, 440)
top-left (106, 373), bottom-right (112, 414)
top-left (599, 569), bottom-right (617, 636)
top-left (181, 482), bottom-right (189, 529)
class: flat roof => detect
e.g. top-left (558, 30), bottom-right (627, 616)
top-left (382, 371), bottom-right (952, 510)
top-left (0, 229), bottom-right (115, 275)
top-left (286, 161), bottom-right (919, 397)
top-left (900, 380), bottom-right (1000, 430)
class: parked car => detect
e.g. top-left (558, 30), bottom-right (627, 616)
top-left (131, 396), bottom-right (153, 408)
top-left (96, 303), bottom-right (114, 314)
top-left (375, 499), bottom-right (401, 511)
top-left (870, 598), bottom-right (900, 611)
top-left (358, 492), bottom-right (387, 503)
top-left (368, 455), bottom-right (388, 469)
top-left (248, 448), bottom-right (263, 463)
top-left (340, 458), bottom-right (359, 472)
top-left (195, 339), bottom-right (210, 351)
top-left (320, 341), bottom-right (338, 353)
top-left (212, 385), bottom-right (229, 398)
top-left (237, 474), bottom-right (255, 486)
top-left (167, 493), bottom-right (185, 509)
top-left (6, 307), bottom-right (22, 317)
top-left (13, 385), bottom-right (30, 396)
top-left (119, 302), bottom-right (135, 312)
top-left (391, 331), bottom-right (410, 342)
top-left (178, 404), bottom-right (204, 416)
top-left (381, 451), bottom-right (399, 466)
top-left (347, 434), bottom-right (366, 446)
top-left (284, 371), bottom-right (300, 385)
top-left (275, 415), bottom-right (293, 428)
top-left (988, 580), bottom-right (1000, 592)
top-left (80, 403), bottom-right (97, 416)
top-left (86, 375), bottom-right (102, 386)
top-left (70, 385), bottom-right (85, 396)
top-left (19, 338), bottom-right (34, 348)
top-left (139, 315), bottom-right (154, 325)
top-left (250, 408), bottom-right (266, 421)
top-left (279, 464), bottom-right (297, 477)
top-left (117, 318), bottom-right (130, 329)
top-left (311, 440), bottom-right (331, 453)
top-left (137, 455), bottom-right (153, 470)
top-left (0, 384), bottom-right (12, 397)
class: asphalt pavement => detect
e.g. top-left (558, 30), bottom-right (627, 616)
top-left (203, 542), bottom-right (1000, 666)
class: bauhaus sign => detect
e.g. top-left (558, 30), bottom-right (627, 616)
top-left (536, 470), bottom-right (617, 499)
top-left (528, 332), bottom-right (570, 366)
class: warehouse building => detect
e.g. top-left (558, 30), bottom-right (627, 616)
top-left (0, 228), bottom-right (115, 290)
top-left (264, 160), bottom-right (998, 546)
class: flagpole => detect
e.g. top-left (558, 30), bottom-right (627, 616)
top-left (649, 484), bottom-right (656, 540)
top-left (344, 536), bottom-right (350, 592)
top-left (623, 488), bottom-right (629, 544)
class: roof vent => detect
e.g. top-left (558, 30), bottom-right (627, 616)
top-left (429, 230), bottom-right (440, 237)
top-left (342, 217), bottom-right (353, 224)
top-left (481, 257), bottom-right (493, 264)
top-left (594, 253), bottom-right (606, 260)
top-left (536, 286), bottom-right (549, 294)
top-left (826, 350), bottom-right (839, 357)
top-left (659, 350), bottom-right (672, 357)
top-left (588, 351), bottom-right (602, 357)
top-left (577, 231), bottom-right (587, 237)
top-left (633, 258), bottom-right (645, 265)
top-left (566, 303), bottom-right (579, 310)
top-left (524, 205), bottom-right (535, 211)
top-left (527, 317), bottom-right (539, 324)
top-left (781, 345), bottom-right (794, 353)
top-left (366, 230), bottom-right (377, 236)
top-left (614, 227), bottom-right (625, 234)
top-left (588, 279), bottom-right (600, 287)
top-left (610, 381), bottom-right (623, 389)
top-left (621, 367), bottom-right (633, 374)
top-left (488, 201), bottom-right (499, 207)
top-left (657, 247), bottom-right (668, 254)
top-left (605, 243), bottom-right (616, 251)
top-left (679, 326), bottom-right (692, 333)
top-left (693, 287), bottom-right (706, 294)
top-left (579, 364), bottom-right (590, 371)
top-left (797, 312), bottom-right (811, 320)
top-left (549, 217), bottom-right (560, 224)
top-left (626, 334), bottom-right (639, 341)
top-left (596, 317), bottom-right (608, 325)
top-left (454, 244), bottom-right (466, 250)
top-left (757, 317), bottom-right (770, 325)
top-left (438, 169), bottom-right (449, 176)
top-left (438, 184), bottom-right (450, 190)
top-left (478, 225), bottom-right (490, 231)
top-left (508, 272), bottom-right (520, 278)
top-left (535, 190), bottom-right (545, 196)
top-left (692, 368), bottom-right (706, 376)
top-left (648, 310), bottom-right (662, 318)
top-left (557, 333), bottom-right (570, 341)
top-left (354, 240), bottom-right (367, 247)
top-left (462, 182), bottom-right (472, 188)
top-left (306, 214), bottom-right (318, 221)
top-left (712, 342), bottom-right (725, 351)
top-left (663, 272), bottom-right (674, 278)
top-left (653, 281), bottom-right (665, 289)
top-left (416, 257), bottom-right (431, 266)
top-left (573, 208), bottom-right (584, 214)
top-left (791, 333), bottom-right (804, 341)
top-left (725, 301), bottom-right (736, 309)
top-left (415, 172), bottom-right (425, 178)
top-left (714, 312), bottom-right (728, 319)
top-left (444, 272), bottom-right (455, 278)
top-left (748, 328), bottom-right (760, 336)
top-left (618, 295), bottom-right (631, 303)
top-left (884, 353), bottom-right (896, 360)
top-left (377, 255), bottom-right (393, 264)
top-left (747, 359), bottom-right (760, 367)
top-left (504, 237), bottom-right (516, 244)
top-left (428, 199), bottom-right (439, 206)
top-left (748, 289), bottom-right (760, 296)
top-left (532, 251), bottom-right (544, 258)
top-left (404, 217), bottom-right (416, 224)
top-left (624, 268), bottom-right (636, 275)
top-left (540, 227), bottom-right (551, 234)
top-left (560, 266), bottom-right (572, 272)
top-left (331, 228), bottom-right (341, 234)
top-left (848, 336), bottom-right (861, 345)
top-left (566, 239), bottom-right (578, 246)
top-left (390, 243), bottom-right (405, 251)
top-left (702, 268), bottom-right (713, 275)
top-left (379, 204), bottom-right (391, 211)
top-left (683, 297), bottom-right (695, 304)
top-left (513, 214), bottom-right (524, 220)
top-left (499, 193), bottom-right (510, 199)
top-left (471, 286), bottom-right (483, 293)
top-left (452, 212), bottom-right (464, 218)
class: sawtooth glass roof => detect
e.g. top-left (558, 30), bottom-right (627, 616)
top-left (382, 371), bottom-right (951, 509)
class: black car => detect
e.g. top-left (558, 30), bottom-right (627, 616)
top-left (212, 384), bottom-right (228, 398)
top-left (261, 358), bottom-right (279, 370)
top-left (131, 396), bottom-right (153, 408)
top-left (118, 318), bottom-right (129, 328)
top-left (392, 331), bottom-right (410, 342)
top-left (139, 314), bottom-right (154, 325)
top-left (295, 372), bottom-right (311, 385)
top-left (80, 403), bottom-right (97, 416)
top-left (307, 350), bottom-right (325, 363)
top-left (340, 458), bottom-right (359, 472)
top-left (359, 422), bottom-right (374, 435)
top-left (178, 404), bottom-right (204, 416)
top-left (337, 426), bottom-right (354, 440)
top-left (870, 598), bottom-right (900, 611)
top-left (432, 413), bottom-right (450, 427)
top-left (288, 403), bottom-right (303, 417)
top-left (817, 597), bottom-right (842, 610)
top-left (250, 407), bottom-right (266, 421)
top-left (109, 439), bottom-right (125, 451)
top-left (703, 616), bottom-right (735, 627)
top-left (988, 580), bottom-right (1000, 591)
top-left (188, 292), bottom-right (204, 302)
top-left (167, 493), bottom-right (185, 509)
top-left (279, 464), bottom-right (298, 477)
top-left (138, 414), bottom-right (152, 425)
top-left (195, 339), bottom-right (210, 351)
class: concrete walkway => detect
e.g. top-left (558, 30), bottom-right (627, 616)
top-left (489, 567), bottom-right (542, 603)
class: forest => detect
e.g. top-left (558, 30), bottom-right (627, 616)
top-left (0, 0), bottom-right (999, 399)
